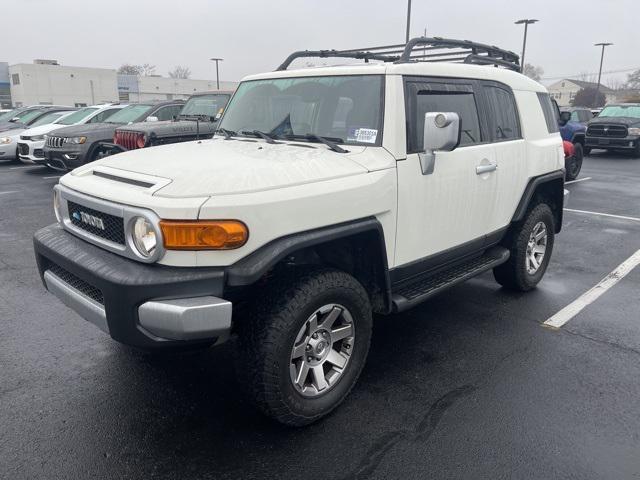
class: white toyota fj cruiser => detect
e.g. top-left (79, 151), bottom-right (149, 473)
top-left (34, 38), bottom-right (566, 426)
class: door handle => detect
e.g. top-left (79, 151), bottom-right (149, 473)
top-left (476, 163), bottom-right (497, 175)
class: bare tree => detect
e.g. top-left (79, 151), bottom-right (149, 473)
top-left (117, 64), bottom-right (143, 75)
top-left (625, 69), bottom-right (640, 89)
top-left (168, 66), bottom-right (192, 79)
top-left (522, 64), bottom-right (544, 82)
top-left (141, 63), bottom-right (156, 76)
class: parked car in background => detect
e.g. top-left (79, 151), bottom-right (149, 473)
top-left (591, 108), bottom-right (603, 117)
top-left (560, 106), bottom-right (593, 125)
top-left (0, 106), bottom-right (77, 161)
top-left (584, 103), bottom-right (640, 157)
top-left (43, 100), bottom-right (184, 171)
top-left (558, 110), bottom-right (586, 180)
top-left (0, 105), bottom-right (74, 132)
top-left (18, 104), bottom-right (125, 164)
top-left (105, 91), bottom-right (232, 154)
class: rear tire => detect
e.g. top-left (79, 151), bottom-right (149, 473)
top-left (236, 268), bottom-right (372, 426)
top-left (565, 142), bottom-right (583, 181)
top-left (494, 203), bottom-right (555, 291)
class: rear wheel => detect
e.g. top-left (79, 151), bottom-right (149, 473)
top-left (236, 268), bottom-right (372, 426)
top-left (565, 142), bottom-right (583, 181)
top-left (494, 203), bottom-right (555, 291)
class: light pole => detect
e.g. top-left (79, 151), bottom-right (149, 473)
top-left (210, 57), bottom-right (223, 90)
top-left (405, 0), bottom-right (412, 43)
top-left (514, 19), bottom-right (538, 73)
top-left (594, 42), bottom-right (613, 96)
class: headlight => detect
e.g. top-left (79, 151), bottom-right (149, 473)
top-left (30, 135), bottom-right (45, 141)
top-left (64, 136), bottom-right (87, 145)
top-left (131, 216), bottom-right (157, 258)
top-left (53, 189), bottom-right (62, 222)
top-left (0, 137), bottom-right (12, 144)
top-left (628, 127), bottom-right (640, 136)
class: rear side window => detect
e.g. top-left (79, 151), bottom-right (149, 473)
top-left (483, 85), bottom-right (521, 141)
top-left (405, 81), bottom-right (482, 152)
top-left (537, 92), bottom-right (559, 134)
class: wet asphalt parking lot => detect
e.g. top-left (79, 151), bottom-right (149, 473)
top-left (1, 152), bottom-right (640, 480)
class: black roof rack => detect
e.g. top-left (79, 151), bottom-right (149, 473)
top-left (277, 36), bottom-right (521, 72)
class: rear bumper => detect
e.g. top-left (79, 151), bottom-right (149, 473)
top-left (34, 224), bottom-right (232, 349)
top-left (585, 136), bottom-right (639, 149)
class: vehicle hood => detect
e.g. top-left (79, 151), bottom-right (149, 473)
top-left (588, 116), bottom-right (640, 127)
top-left (76, 137), bottom-right (389, 197)
top-left (1, 127), bottom-right (26, 138)
top-left (117, 119), bottom-right (217, 137)
top-left (0, 121), bottom-right (27, 133)
top-left (22, 123), bottom-right (65, 136)
top-left (50, 122), bottom-right (119, 139)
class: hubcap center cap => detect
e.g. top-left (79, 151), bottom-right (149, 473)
top-left (307, 329), bottom-right (331, 362)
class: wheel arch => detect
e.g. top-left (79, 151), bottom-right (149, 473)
top-left (226, 217), bottom-right (392, 314)
top-left (511, 170), bottom-right (565, 234)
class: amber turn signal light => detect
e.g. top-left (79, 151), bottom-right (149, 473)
top-left (159, 220), bottom-right (248, 250)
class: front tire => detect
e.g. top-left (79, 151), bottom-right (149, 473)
top-left (493, 203), bottom-right (555, 291)
top-left (565, 142), bottom-right (583, 181)
top-left (236, 268), bottom-right (372, 426)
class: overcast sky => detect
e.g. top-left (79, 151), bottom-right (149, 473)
top-left (3, 0), bottom-right (639, 86)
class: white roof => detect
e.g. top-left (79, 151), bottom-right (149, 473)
top-left (242, 62), bottom-right (545, 92)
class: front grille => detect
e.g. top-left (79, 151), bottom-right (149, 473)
top-left (48, 263), bottom-right (104, 305)
top-left (17, 143), bottom-right (29, 156)
top-left (587, 124), bottom-right (628, 138)
top-left (46, 136), bottom-right (65, 148)
top-left (114, 130), bottom-right (145, 150)
top-left (67, 200), bottom-right (126, 245)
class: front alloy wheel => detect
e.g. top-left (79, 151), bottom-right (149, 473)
top-left (525, 221), bottom-right (547, 275)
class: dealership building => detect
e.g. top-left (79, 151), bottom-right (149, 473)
top-left (2, 60), bottom-right (237, 108)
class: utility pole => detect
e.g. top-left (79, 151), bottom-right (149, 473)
top-left (405, 0), bottom-right (412, 43)
top-left (594, 42), bottom-right (613, 98)
top-left (514, 19), bottom-right (538, 73)
top-left (209, 58), bottom-right (223, 90)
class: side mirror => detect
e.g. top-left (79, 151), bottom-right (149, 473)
top-left (146, 116), bottom-right (159, 123)
top-left (10, 117), bottom-right (20, 122)
top-left (419, 112), bottom-right (460, 175)
top-left (559, 111), bottom-right (571, 126)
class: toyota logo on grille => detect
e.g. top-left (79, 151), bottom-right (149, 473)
top-left (73, 211), bottom-right (105, 230)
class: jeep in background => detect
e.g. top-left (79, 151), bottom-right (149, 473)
top-left (42, 100), bottom-right (184, 171)
top-left (105, 91), bottom-right (233, 154)
top-left (584, 103), bottom-right (640, 157)
top-left (34, 37), bottom-right (566, 426)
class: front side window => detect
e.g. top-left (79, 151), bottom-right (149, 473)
top-left (218, 75), bottom-right (384, 146)
top-left (55, 107), bottom-right (98, 125)
top-left (537, 92), bottom-right (560, 134)
top-left (483, 85), bottom-right (521, 141)
top-left (104, 104), bottom-right (154, 124)
top-left (179, 94), bottom-right (231, 119)
top-left (405, 81), bottom-right (481, 152)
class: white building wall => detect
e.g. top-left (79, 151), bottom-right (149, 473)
top-left (9, 63), bottom-right (119, 107)
top-left (125, 76), bottom-right (238, 102)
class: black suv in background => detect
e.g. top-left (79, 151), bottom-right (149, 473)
top-left (106, 91), bottom-right (233, 154)
top-left (584, 103), bottom-right (640, 157)
top-left (43, 100), bottom-right (184, 170)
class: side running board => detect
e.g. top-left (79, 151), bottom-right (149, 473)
top-left (392, 247), bottom-right (510, 312)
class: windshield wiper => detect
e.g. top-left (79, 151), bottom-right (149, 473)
top-left (217, 128), bottom-right (237, 140)
top-left (241, 130), bottom-right (279, 144)
top-left (284, 133), bottom-right (348, 153)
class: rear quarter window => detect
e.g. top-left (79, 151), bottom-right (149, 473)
top-left (537, 92), bottom-right (559, 134)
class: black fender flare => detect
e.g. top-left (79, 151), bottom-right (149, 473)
top-left (511, 170), bottom-right (565, 232)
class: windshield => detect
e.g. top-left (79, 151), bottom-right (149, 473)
top-left (17, 109), bottom-right (49, 125)
top-left (104, 104), bottom-right (154, 124)
top-left (55, 107), bottom-right (98, 125)
top-left (218, 75), bottom-right (384, 145)
top-left (0, 109), bottom-right (18, 122)
top-left (598, 105), bottom-right (640, 118)
top-left (29, 111), bottom-right (71, 127)
top-left (180, 94), bottom-right (230, 118)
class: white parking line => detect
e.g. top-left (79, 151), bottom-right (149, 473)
top-left (564, 208), bottom-right (640, 223)
top-left (565, 177), bottom-right (592, 185)
top-left (544, 249), bottom-right (640, 328)
top-left (0, 190), bottom-right (18, 195)
top-left (9, 165), bottom-right (39, 170)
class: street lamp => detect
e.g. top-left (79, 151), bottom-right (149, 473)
top-left (514, 19), bottom-right (538, 72)
top-left (594, 42), bottom-right (613, 96)
top-left (209, 57), bottom-right (223, 90)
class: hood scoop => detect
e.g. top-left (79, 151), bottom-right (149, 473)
top-left (71, 165), bottom-right (172, 194)
top-left (92, 170), bottom-right (155, 188)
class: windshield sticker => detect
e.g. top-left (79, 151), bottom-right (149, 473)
top-left (347, 127), bottom-right (378, 144)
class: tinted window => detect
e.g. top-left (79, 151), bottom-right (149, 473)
top-left (405, 82), bottom-right (481, 152)
top-left (483, 85), bottom-right (521, 141)
top-left (154, 104), bottom-right (182, 121)
top-left (537, 92), bottom-right (559, 134)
